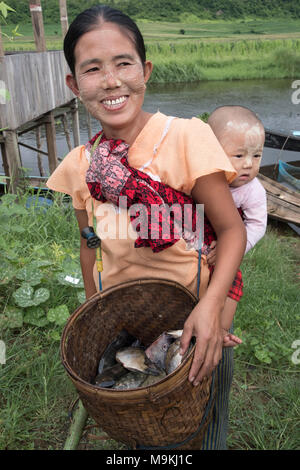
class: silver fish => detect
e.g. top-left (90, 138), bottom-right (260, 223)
top-left (165, 338), bottom-right (193, 375)
top-left (113, 371), bottom-right (146, 390)
top-left (116, 347), bottom-right (160, 375)
top-left (140, 370), bottom-right (167, 387)
top-left (97, 329), bottom-right (136, 374)
top-left (145, 331), bottom-right (174, 370)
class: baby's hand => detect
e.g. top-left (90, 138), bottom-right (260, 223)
top-left (206, 240), bottom-right (217, 266)
top-left (222, 330), bottom-right (242, 348)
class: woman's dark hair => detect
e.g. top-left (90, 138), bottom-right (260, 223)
top-left (64, 5), bottom-right (146, 75)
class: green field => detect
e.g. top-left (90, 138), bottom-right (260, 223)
top-left (2, 19), bottom-right (300, 83)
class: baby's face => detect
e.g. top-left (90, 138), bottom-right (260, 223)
top-left (219, 122), bottom-right (265, 188)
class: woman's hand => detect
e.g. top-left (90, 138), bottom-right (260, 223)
top-left (180, 294), bottom-right (224, 386)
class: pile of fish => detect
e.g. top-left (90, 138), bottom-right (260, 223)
top-left (93, 329), bottom-right (194, 390)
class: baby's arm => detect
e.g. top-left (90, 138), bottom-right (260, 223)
top-left (241, 178), bottom-right (267, 253)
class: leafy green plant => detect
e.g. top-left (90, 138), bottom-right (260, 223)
top-left (0, 192), bottom-right (85, 339)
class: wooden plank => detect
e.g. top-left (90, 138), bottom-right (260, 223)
top-left (266, 193), bottom-right (300, 225)
top-left (4, 130), bottom-right (22, 192)
top-left (29, 0), bottom-right (46, 52)
top-left (257, 173), bottom-right (300, 207)
top-left (71, 99), bottom-right (80, 147)
top-left (59, 0), bottom-right (69, 39)
top-left (0, 52), bottom-right (74, 130)
top-left (44, 111), bottom-right (58, 174)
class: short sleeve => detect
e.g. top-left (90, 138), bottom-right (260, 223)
top-left (46, 146), bottom-right (91, 210)
top-left (181, 118), bottom-right (237, 194)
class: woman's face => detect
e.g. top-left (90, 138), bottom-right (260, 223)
top-left (66, 22), bottom-right (152, 136)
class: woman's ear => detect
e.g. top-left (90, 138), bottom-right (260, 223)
top-left (143, 60), bottom-right (153, 85)
top-left (66, 74), bottom-right (80, 97)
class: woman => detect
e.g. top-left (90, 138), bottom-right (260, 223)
top-left (47, 5), bottom-right (246, 449)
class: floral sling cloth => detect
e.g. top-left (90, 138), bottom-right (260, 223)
top-left (85, 131), bottom-right (243, 301)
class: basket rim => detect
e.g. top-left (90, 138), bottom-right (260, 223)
top-left (60, 278), bottom-right (198, 396)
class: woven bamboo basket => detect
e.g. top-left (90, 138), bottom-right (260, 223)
top-left (61, 279), bottom-right (216, 450)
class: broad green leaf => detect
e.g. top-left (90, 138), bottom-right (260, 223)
top-left (4, 306), bottom-right (23, 328)
top-left (13, 284), bottom-right (50, 307)
top-left (29, 259), bottom-right (53, 269)
top-left (13, 284), bottom-right (35, 307)
top-left (56, 269), bottom-right (84, 289)
top-left (49, 330), bottom-right (61, 342)
top-left (0, 266), bottom-right (14, 285)
top-left (47, 305), bottom-right (69, 326)
top-left (32, 288), bottom-right (50, 306)
top-left (254, 348), bottom-right (272, 364)
top-left (23, 306), bottom-right (49, 327)
top-left (16, 266), bottom-right (43, 286)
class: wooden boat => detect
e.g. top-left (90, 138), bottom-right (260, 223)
top-left (257, 172), bottom-right (300, 225)
top-left (265, 128), bottom-right (300, 152)
top-left (277, 160), bottom-right (300, 191)
top-left (259, 129), bottom-right (300, 226)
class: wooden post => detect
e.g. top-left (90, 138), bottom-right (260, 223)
top-left (29, 0), bottom-right (46, 52)
top-left (35, 126), bottom-right (45, 176)
top-left (4, 130), bottom-right (22, 192)
top-left (0, 140), bottom-right (10, 183)
top-left (70, 99), bottom-right (80, 147)
top-left (0, 25), bottom-right (4, 61)
top-left (59, 0), bottom-right (69, 39)
top-left (62, 113), bottom-right (72, 151)
top-left (44, 112), bottom-right (58, 174)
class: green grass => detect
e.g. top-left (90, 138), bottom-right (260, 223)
top-left (0, 191), bottom-right (299, 450)
top-left (2, 19), bottom-right (300, 82)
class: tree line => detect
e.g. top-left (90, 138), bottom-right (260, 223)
top-left (4, 0), bottom-right (300, 24)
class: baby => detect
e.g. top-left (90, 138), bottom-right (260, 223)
top-left (207, 105), bottom-right (267, 347)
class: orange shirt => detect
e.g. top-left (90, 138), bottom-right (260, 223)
top-left (47, 112), bottom-right (236, 296)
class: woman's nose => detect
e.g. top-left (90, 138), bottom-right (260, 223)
top-left (101, 68), bottom-right (121, 89)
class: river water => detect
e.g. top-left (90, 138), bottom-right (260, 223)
top-left (3, 78), bottom-right (300, 177)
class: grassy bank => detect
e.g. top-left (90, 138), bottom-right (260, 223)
top-left (2, 19), bottom-right (300, 82)
top-left (0, 191), bottom-right (299, 450)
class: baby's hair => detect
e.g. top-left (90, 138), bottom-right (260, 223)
top-left (208, 105), bottom-right (264, 139)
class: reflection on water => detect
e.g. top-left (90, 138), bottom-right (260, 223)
top-left (2, 78), bottom-right (299, 176)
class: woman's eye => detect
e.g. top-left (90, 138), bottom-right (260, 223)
top-left (254, 154), bottom-right (262, 158)
top-left (118, 62), bottom-right (131, 67)
top-left (85, 67), bottom-right (99, 73)
top-left (233, 155), bottom-right (243, 159)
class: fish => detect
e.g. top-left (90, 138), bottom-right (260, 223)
top-left (94, 363), bottom-right (127, 388)
top-left (97, 329), bottom-right (136, 374)
top-left (140, 370), bottom-right (167, 387)
top-left (113, 371), bottom-right (146, 390)
top-left (165, 338), bottom-right (194, 375)
top-left (167, 329), bottom-right (183, 339)
top-left (145, 331), bottom-right (174, 370)
top-left (116, 347), bottom-right (161, 376)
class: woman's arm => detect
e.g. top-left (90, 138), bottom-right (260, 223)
top-left (180, 171), bottom-right (246, 385)
top-left (74, 209), bottom-right (97, 299)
